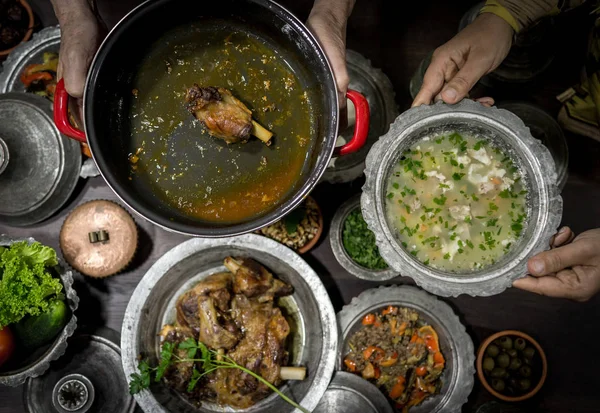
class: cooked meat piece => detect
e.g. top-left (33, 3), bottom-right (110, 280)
top-left (203, 294), bottom-right (290, 408)
top-left (159, 324), bottom-right (196, 393)
top-left (257, 278), bottom-right (294, 303)
top-left (224, 256), bottom-right (294, 301)
top-left (185, 85), bottom-right (272, 145)
top-left (198, 295), bottom-right (240, 350)
top-left (225, 257), bottom-right (273, 297)
top-left (176, 272), bottom-right (232, 331)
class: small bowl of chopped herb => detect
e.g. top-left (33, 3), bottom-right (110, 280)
top-left (255, 196), bottom-right (323, 254)
top-left (330, 194), bottom-right (398, 280)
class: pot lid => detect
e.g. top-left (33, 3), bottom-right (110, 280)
top-left (496, 101), bottom-right (568, 190)
top-left (24, 326), bottom-right (137, 413)
top-left (323, 49), bottom-right (398, 184)
top-left (0, 92), bottom-right (81, 226)
top-left (0, 25), bottom-right (60, 93)
top-left (59, 200), bottom-right (138, 278)
top-left (313, 371), bottom-right (393, 413)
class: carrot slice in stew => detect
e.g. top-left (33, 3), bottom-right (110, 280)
top-left (344, 357), bottom-right (356, 372)
top-left (415, 366), bottom-right (428, 376)
top-left (362, 313), bottom-right (376, 325)
top-left (389, 376), bottom-right (406, 400)
top-left (381, 305), bottom-right (397, 315)
top-left (363, 346), bottom-right (385, 362)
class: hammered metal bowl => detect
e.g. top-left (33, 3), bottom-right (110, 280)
top-left (121, 234), bottom-right (337, 413)
top-left (0, 236), bottom-right (79, 387)
top-left (336, 285), bottom-right (475, 413)
top-left (362, 99), bottom-right (563, 297)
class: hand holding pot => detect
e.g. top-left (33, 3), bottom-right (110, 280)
top-left (412, 12), bottom-right (513, 107)
top-left (307, 0), bottom-right (355, 108)
top-left (51, 0), bottom-right (106, 117)
top-left (514, 227), bottom-right (600, 302)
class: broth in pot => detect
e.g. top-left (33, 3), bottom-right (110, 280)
top-left (127, 21), bottom-right (317, 224)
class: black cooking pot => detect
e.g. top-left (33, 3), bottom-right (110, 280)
top-left (54, 0), bottom-right (369, 237)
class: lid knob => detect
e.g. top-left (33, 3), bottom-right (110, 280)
top-left (0, 137), bottom-right (9, 175)
top-left (52, 374), bottom-right (95, 413)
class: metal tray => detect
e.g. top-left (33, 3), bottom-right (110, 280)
top-left (121, 234), bottom-right (337, 413)
top-left (336, 285), bottom-right (475, 413)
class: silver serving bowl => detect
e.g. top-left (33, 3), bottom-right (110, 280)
top-left (362, 99), bottom-right (563, 297)
top-left (336, 285), bottom-right (475, 413)
top-left (330, 194), bottom-right (398, 280)
top-left (0, 236), bottom-right (79, 387)
top-left (121, 234), bottom-right (337, 413)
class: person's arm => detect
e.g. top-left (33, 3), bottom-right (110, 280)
top-left (513, 227), bottom-right (600, 302)
top-left (50, 0), bottom-right (106, 98)
top-left (307, 0), bottom-right (356, 107)
top-left (411, 0), bottom-right (587, 107)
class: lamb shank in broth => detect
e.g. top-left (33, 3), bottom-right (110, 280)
top-left (159, 257), bottom-right (295, 409)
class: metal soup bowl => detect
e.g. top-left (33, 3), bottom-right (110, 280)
top-left (336, 285), bottom-right (475, 413)
top-left (121, 234), bottom-right (337, 413)
top-left (362, 100), bottom-right (563, 297)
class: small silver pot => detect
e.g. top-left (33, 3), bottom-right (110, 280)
top-left (362, 100), bottom-right (563, 297)
top-left (330, 194), bottom-right (398, 280)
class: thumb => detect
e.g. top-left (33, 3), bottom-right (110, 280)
top-left (527, 241), bottom-right (595, 276)
top-left (440, 59), bottom-right (487, 104)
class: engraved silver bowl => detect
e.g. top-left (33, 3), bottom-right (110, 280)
top-left (362, 99), bottom-right (563, 297)
top-left (0, 236), bottom-right (79, 387)
top-left (121, 234), bottom-right (337, 413)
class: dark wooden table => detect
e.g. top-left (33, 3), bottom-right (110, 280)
top-left (2, 1), bottom-right (599, 412)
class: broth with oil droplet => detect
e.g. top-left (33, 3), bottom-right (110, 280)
top-left (127, 21), bottom-right (317, 224)
top-left (385, 132), bottom-right (529, 272)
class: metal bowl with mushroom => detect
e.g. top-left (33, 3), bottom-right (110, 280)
top-left (121, 234), bottom-right (337, 413)
top-left (362, 99), bottom-right (563, 297)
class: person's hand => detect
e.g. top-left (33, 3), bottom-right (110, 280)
top-left (412, 12), bottom-right (514, 107)
top-left (307, 0), bottom-right (355, 108)
top-left (513, 227), bottom-right (600, 302)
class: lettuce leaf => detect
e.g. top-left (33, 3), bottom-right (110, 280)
top-left (0, 241), bottom-right (63, 328)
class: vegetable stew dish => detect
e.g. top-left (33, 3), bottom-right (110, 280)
top-left (385, 132), bottom-right (529, 273)
top-left (343, 306), bottom-right (445, 412)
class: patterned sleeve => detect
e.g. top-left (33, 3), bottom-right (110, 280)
top-left (480, 0), bottom-right (587, 32)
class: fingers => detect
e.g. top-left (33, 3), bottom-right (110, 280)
top-left (527, 241), bottom-right (595, 276)
top-left (412, 52), bottom-right (447, 107)
top-left (513, 275), bottom-right (571, 299)
top-left (439, 59), bottom-right (489, 104)
top-left (551, 226), bottom-right (575, 248)
top-left (475, 97), bottom-right (494, 107)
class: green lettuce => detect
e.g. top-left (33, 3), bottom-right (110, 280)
top-left (0, 241), bottom-right (63, 328)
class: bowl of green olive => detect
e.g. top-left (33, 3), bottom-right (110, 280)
top-left (476, 330), bottom-right (547, 402)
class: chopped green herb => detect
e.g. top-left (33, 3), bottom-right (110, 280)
top-left (342, 209), bottom-right (389, 270)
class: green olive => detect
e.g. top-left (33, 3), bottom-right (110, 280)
top-left (514, 338), bottom-right (526, 351)
top-left (493, 339), bottom-right (503, 346)
top-left (509, 357), bottom-right (522, 370)
top-left (491, 378), bottom-right (505, 392)
top-left (486, 344), bottom-right (500, 358)
top-left (518, 378), bottom-right (532, 391)
top-left (497, 353), bottom-right (510, 368)
top-left (483, 357), bottom-right (495, 371)
top-left (519, 365), bottom-right (532, 378)
top-left (523, 347), bottom-right (536, 360)
top-left (499, 336), bottom-right (513, 350)
top-left (490, 367), bottom-right (506, 378)
top-left (507, 349), bottom-right (518, 358)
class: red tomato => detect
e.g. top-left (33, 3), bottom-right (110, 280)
top-left (0, 326), bottom-right (15, 367)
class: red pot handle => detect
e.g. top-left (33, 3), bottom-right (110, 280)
top-left (53, 78), bottom-right (87, 143)
top-left (333, 89), bottom-right (369, 157)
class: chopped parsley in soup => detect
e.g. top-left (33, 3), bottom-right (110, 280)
top-left (385, 133), bottom-right (528, 272)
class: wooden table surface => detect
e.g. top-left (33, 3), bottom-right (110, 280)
top-left (1, 1), bottom-right (599, 412)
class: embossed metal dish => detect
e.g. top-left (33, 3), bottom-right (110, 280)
top-left (362, 99), bottom-right (563, 297)
top-left (121, 234), bottom-right (337, 413)
top-left (336, 285), bottom-right (475, 413)
top-left (313, 371), bottom-right (393, 413)
top-left (0, 25), bottom-right (60, 93)
top-left (330, 194), bottom-right (398, 280)
top-left (0, 236), bottom-right (79, 387)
